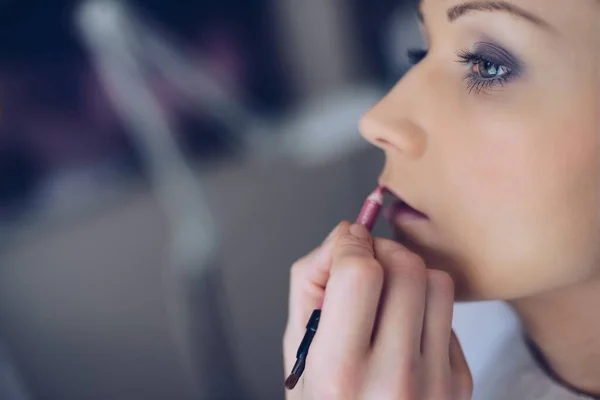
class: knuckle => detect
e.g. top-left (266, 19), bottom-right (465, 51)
top-left (309, 367), bottom-right (358, 400)
top-left (374, 238), bottom-right (413, 260)
top-left (289, 252), bottom-right (325, 299)
top-left (423, 373), bottom-right (452, 400)
top-left (393, 253), bottom-right (427, 283)
top-left (393, 247), bottom-right (426, 268)
top-left (370, 359), bottom-right (420, 400)
top-left (290, 253), bottom-right (313, 280)
top-left (371, 386), bottom-right (418, 400)
top-left (375, 238), bottom-right (427, 282)
top-left (336, 234), bottom-right (374, 255)
top-left (373, 237), bottom-right (401, 251)
top-left (314, 381), bottom-right (352, 400)
top-left (398, 355), bottom-right (422, 384)
top-left (392, 376), bottom-right (420, 400)
top-left (335, 255), bottom-right (383, 286)
top-left (427, 269), bottom-right (455, 298)
top-left (289, 261), bottom-right (302, 282)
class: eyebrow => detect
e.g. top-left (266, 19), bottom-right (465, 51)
top-left (446, 1), bottom-right (556, 32)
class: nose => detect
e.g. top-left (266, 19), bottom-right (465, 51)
top-left (359, 72), bottom-right (428, 159)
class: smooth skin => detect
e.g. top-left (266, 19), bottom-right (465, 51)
top-left (284, 0), bottom-right (600, 398)
top-left (284, 222), bottom-right (472, 399)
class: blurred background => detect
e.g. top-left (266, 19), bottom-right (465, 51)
top-left (0, 0), bottom-right (427, 398)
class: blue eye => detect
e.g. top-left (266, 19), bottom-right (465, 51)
top-left (407, 42), bottom-right (522, 95)
top-left (457, 42), bottom-right (523, 94)
top-left (475, 60), bottom-right (510, 79)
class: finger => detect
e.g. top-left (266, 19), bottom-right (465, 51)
top-left (449, 331), bottom-right (466, 368)
top-left (450, 331), bottom-right (473, 399)
top-left (314, 224), bottom-right (383, 362)
top-left (422, 269), bottom-right (455, 380)
top-left (370, 238), bottom-right (427, 364)
top-left (284, 221), bottom-right (350, 370)
top-left (287, 222), bottom-right (348, 328)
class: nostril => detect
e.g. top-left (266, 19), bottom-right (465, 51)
top-left (375, 137), bottom-right (402, 152)
top-left (376, 138), bottom-right (392, 146)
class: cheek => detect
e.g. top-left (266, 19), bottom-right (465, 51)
top-left (439, 107), bottom-right (600, 299)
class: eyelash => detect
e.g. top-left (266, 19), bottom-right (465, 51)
top-left (407, 48), bottom-right (515, 95)
top-left (456, 49), bottom-right (514, 94)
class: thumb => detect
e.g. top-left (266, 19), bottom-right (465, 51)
top-left (314, 223), bottom-right (382, 358)
top-left (330, 223), bottom-right (375, 266)
top-left (287, 222), bottom-right (351, 324)
top-left (284, 222), bottom-right (350, 367)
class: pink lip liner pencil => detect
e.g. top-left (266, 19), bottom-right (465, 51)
top-left (285, 186), bottom-right (385, 390)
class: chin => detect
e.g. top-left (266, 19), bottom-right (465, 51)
top-left (385, 195), bottom-right (528, 302)
top-left (391, 226), bottom-right (501, 302)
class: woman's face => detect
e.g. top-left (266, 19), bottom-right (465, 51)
top-left (360, 0), bottom-right (600, 301)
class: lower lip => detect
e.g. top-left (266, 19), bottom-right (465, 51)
top-left (385, 201), bottom-right (429, 224)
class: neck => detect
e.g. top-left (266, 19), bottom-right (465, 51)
top-left (510, 279), bottom-right (600, 396)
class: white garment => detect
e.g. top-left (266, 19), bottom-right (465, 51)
top-left (453, 302), bottom-right (595, 400)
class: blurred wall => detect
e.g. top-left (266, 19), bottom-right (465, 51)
top-left (272, 0), bottom-right (366, 98)
top-left (0, 148), bottom-right (384, 399)
top-left (0, 0), bottom-right (402, 398)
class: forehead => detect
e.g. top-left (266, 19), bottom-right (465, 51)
top-left (419, 0), bottom-right (599, 39)
top-left (419, 0), bottom-right (596, 22)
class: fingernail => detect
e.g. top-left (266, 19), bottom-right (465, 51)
top-left (349, 224), bottom-right (370, 240)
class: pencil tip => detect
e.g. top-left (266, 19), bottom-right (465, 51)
top-left (285, 373), bottom-right (300, 390)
